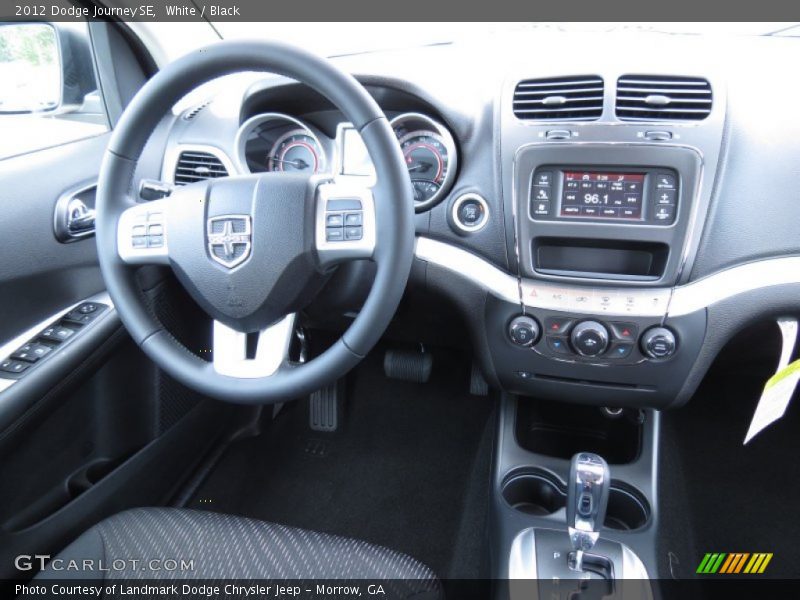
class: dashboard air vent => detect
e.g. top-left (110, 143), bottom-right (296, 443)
top-left (616, 75), bottom-right (712, 121)
top-left (174, 151), bottom-right (228, 185)
top-left (513, 75), bottom-right (604, 121)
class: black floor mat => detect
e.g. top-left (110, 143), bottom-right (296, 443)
top-left (660, 323), bottom-right (800, 579)
top-left (186, 348), bottom-right (495, 580)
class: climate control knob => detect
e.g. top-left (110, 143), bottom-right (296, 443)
top-left (508, 315), bottom-right (540, 347)
top-left (570, 321), bottom-right (610, 357)
top-left (641, 327), bottom-right (677, 359)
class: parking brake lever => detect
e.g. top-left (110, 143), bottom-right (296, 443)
top-left (566, 452), bottom-right (610, 572)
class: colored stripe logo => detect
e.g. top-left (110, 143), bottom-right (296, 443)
top-left (696, 553), bottom-right (773, 574)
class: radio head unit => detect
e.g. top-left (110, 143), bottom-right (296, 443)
top-left (530, 167), bottom-right (678, 225)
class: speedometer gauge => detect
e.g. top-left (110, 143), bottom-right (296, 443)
top-left (268, 129), bottom-right (325, 173)
top-left (391, 113), bottom-right (457, 211)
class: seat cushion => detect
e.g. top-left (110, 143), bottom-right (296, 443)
top-left (37, 508), bottom-right (441, 598)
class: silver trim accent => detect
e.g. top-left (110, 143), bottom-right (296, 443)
top-left (53, 181), bottom-right (97, 243)
top-left (414, 237), bottom-right (519, 304)
top-left (669, 257), bottom-right (800, 316)
top-left (389, 112), bottom-right (458, 211)
top-left (162, 143), bottom-right (237, 185)
top-left (234, 113), bottom-right (327, 175)
top-left (315, 182), bottom-right (376, 267)
top-left (508, 527), bottom-right (538, 579)
top-left (117, 198), bottom-right (170, 266)
top-left (451, 193), bottom-right (490, 233)
top-left (620, 543), bottom-right (652, 581)
top-left (212, 314), bottom-right (296, 379)
top-left (415, 236), bottom-right (800, 318)
top-left (0, 292), bottom-right (113, 394)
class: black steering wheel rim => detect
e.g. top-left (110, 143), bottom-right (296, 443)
top-left (95, 40), bottom-right (415, 403)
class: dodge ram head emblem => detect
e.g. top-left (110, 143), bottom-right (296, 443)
top-left (206, 215), bottom-right (252, 268)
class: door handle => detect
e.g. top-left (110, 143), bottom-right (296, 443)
top-left (54, 182), bottom-right (97, 243)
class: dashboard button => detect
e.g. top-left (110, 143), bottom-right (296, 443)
top-left (655, 173), bottom-right (677, 190)
top-left (653, 205), bottom-right (675, 221)
top-left (570, 321), bottom-right (610, 357)
top-left (608, 342), bottom-right (634, 359)
top-left (532, 186), bottom-right (551, 202)
top-left (508, 315), bottom-right (540, 347)
top-left (655, 189), bottom-right (677, 205)
top-left (641, 327), bottom-right (677, 358)
top-left (532, 201), bottom-right (551, 216)
top-left (582, 207), bottom-right (599, 216)
top-left (621, 207), bottom-right (641, 219)
top-left (601, 208), bottom-right (618, 217)
top-left (545, 317), bottom-right (575, 335)
top-left (609, 322), bottom-right (638, 341)
top-left (534, 171), bottom-right (553, 187)
top-left (546, 336), bottom-right (571, 355)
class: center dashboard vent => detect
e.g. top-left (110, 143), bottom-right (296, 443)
top-left (513, 75), bottom-right (604, 121)
top-left (616, 75), bottom-right (712, 121)
top-left (174, 151), bottom-right (228, 185)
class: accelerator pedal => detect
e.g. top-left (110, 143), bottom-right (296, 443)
top-left (383, 345), bottom-right (433, 383)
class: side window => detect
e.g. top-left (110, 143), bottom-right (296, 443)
top-left (0, 22), bottom-right (109, 160)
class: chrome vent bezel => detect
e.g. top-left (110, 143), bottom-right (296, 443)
top-left (173, 150), bottom-right (229, 185)
top-left (615, 75), bottom-right (712, 122)
top-left (513, 75), bottom-right (604, 122)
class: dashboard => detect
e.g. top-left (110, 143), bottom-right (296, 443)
top-left (140, 30), bottom-right (800, 411)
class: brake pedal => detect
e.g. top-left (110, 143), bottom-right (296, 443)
top-left (384, 346), bottom-right (433, 383)
top-left (309, 380), bottom-right (342, 432)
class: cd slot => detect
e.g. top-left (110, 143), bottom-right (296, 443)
top-left (533, 238), bottom-right (668, 281)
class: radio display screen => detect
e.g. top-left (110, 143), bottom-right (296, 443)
top-left (560, 171), bottom-right (645, 219)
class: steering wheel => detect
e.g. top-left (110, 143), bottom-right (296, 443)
top-left (95, 41), bottom-right (415, 404)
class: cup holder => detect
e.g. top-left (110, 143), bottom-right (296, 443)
top-left (502, 471), bottom-right (565, 516)
top-left (501, 471), bottom-right (650, 530)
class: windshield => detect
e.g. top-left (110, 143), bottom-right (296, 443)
top-left (145, 22), bottom-right (799, 63)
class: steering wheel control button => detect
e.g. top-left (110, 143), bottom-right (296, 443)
top-left (546, 336), bottom-right (571, 355)
top-left (344, 226), bottom-right (363, 241)
top-left (508, 315), bottom-right (541, 347)
top-left (11, 343), bottom-right (52, 363)
top-left (545, 317), bottom-right (575, 336)
top-left (40, 325), bottom-right (76, 343)
top-left (451, 193), bottom-right (489, 233)
top-left (325, 227), bottom-right (344, 242)
top-left (570, 320), bottom-right (610, 357)
top-left (609, 322), bottom-right (638, 341)
top-left (608, 342), bottom-right (634, 359)
top-left (641, 327), bottom-right (677, 359)
top-left (0, 359), bottom-right (30, 374)
top-left (326, 213), bottom-right (344, 227)
top-left (344, 213), bottom-right (363, 226)
top-left (132, 236), bottom-right (147, 248)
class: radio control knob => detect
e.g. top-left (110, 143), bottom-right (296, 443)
top-left (570, 321), bottom-right (609, 357)
top-left (508, 315), bottom-right (540, 347)
top-left (641, 327), bottom-right (677, 359)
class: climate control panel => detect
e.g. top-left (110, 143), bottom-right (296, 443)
top-left (507, 312), bottom-right (677, 365)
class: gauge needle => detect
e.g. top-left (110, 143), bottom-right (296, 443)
top-left (407, 162), bottom-right (433, 173)
top-left (270, 157), bottom-right (309, 169)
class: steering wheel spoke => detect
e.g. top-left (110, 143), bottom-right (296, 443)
top-left (117, 198), bottom-right (170, 265)
top-left (212, 314), bottom-right (296, 378)
top-left (315, 182), bottom-right (376, 268)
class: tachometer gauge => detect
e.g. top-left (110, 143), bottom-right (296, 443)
top-left (399, 131), bottom-right (450, 205)
top-left (268, 129), bottom-right (325, 173)
top-left (391, 113), bottom-right (457, 211)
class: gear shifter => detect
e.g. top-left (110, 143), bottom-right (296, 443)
top-left (566, 452), bottom-right (610, 572)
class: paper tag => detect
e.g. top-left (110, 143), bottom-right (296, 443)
top-left (744, 359), bottom-right (800, 444)
top-left (744, 318), bottom-right (799, 445)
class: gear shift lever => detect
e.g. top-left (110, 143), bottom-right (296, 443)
top-left (566, 452), bottom-right (610, 572)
